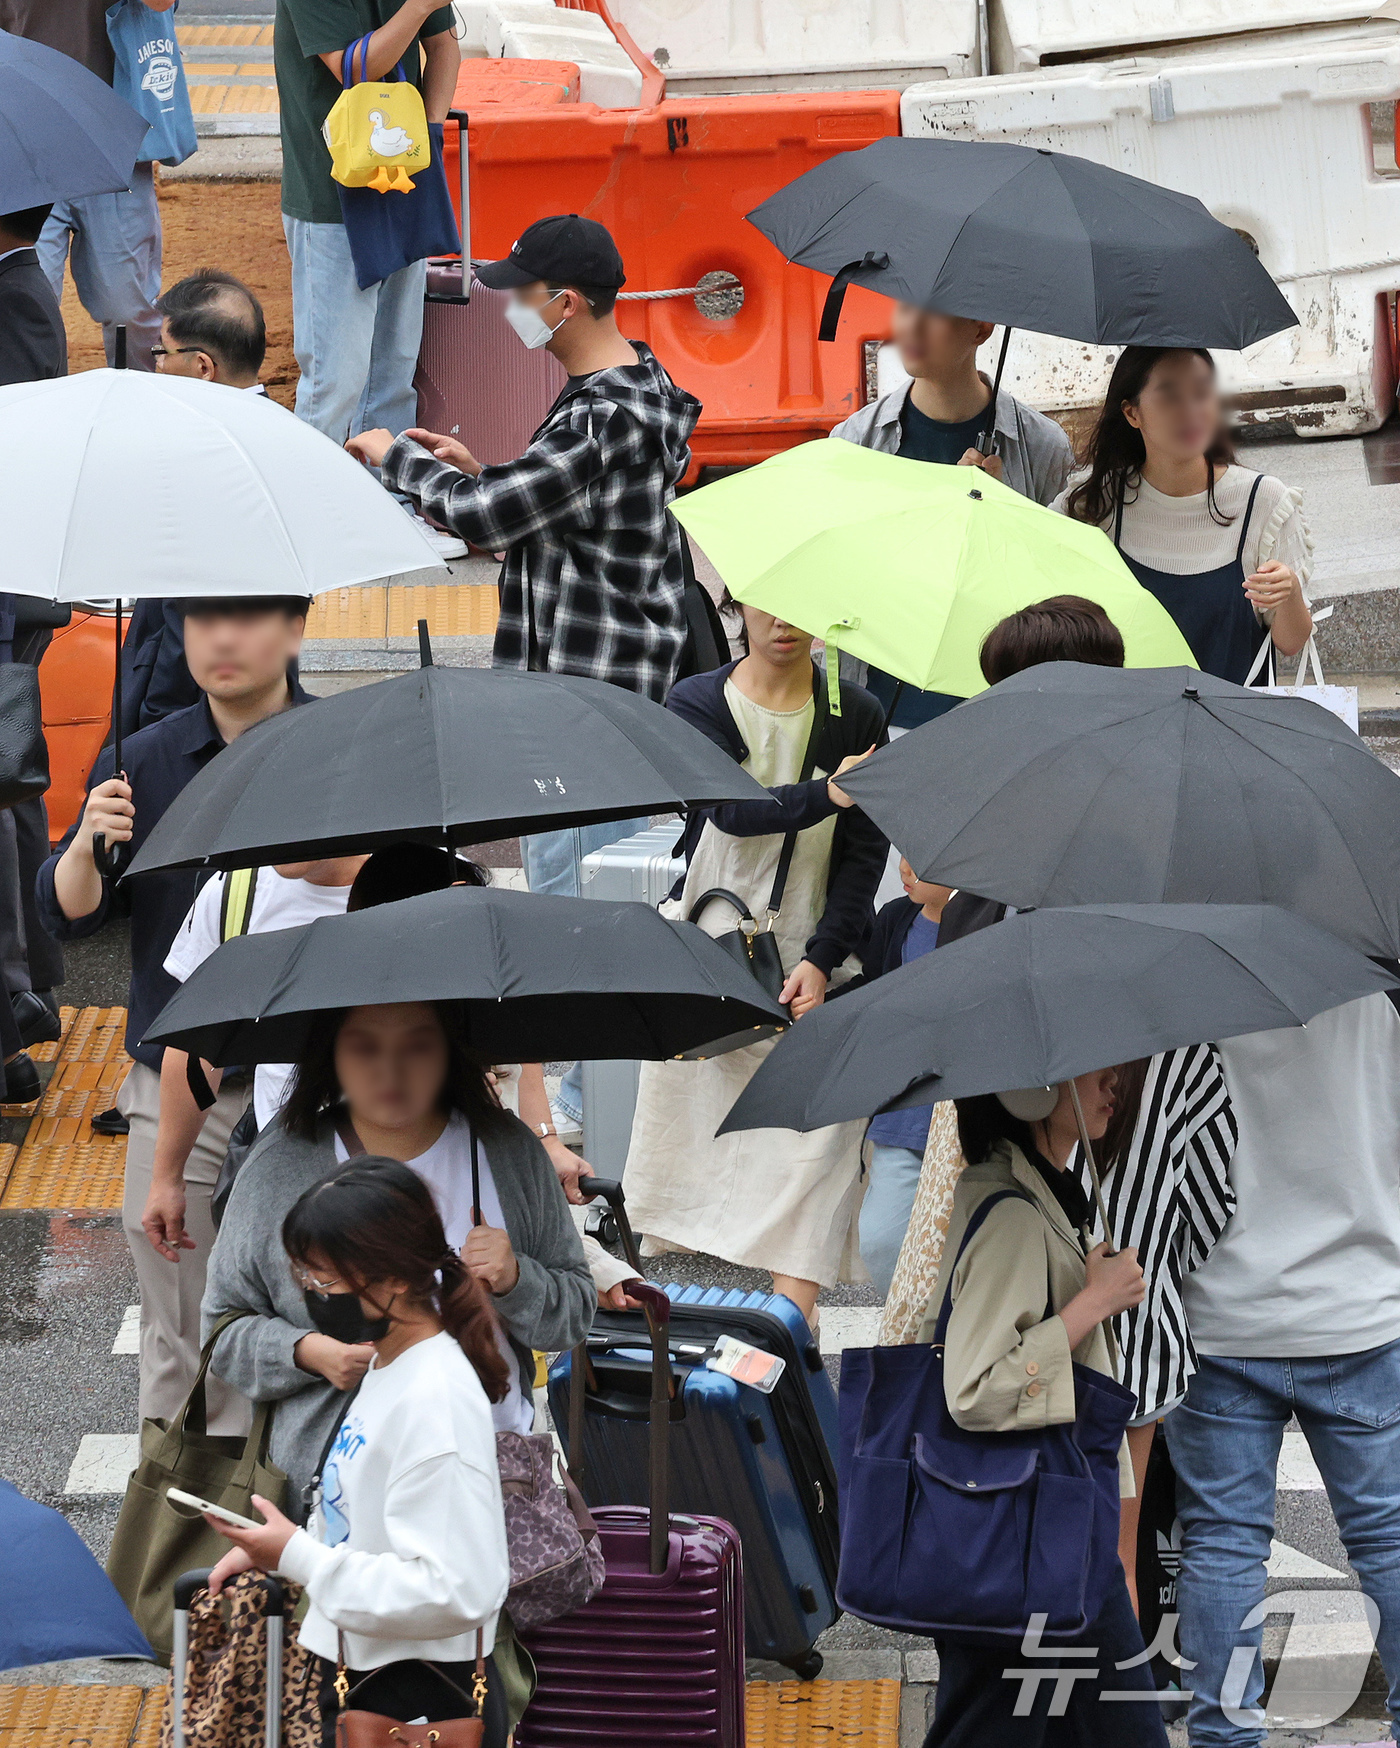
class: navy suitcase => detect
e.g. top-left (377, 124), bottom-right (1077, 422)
top-left (549, 1179), bottom-right (840, 1676)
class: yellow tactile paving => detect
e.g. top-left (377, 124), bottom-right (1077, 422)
top-left (177, 23), bottom-right (273, 46)
top-left (745, 1679), bottom-right (902, 1746)
top-left (0, 1686), bottom-right (166, 1748)
top-left (306, 585), bottom-right (500, 640)
top-left (187, 84), bottom-right (280, 114)
top-left (0, 1007), bottom-right (131, 1210)
top-left (182, 63), bottom-right (239, 75)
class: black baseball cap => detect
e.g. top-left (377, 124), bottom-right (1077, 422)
top-left (476, 214), bottom-right (626, 292)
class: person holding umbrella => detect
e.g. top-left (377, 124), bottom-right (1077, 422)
top-left (621, 604), bottom-right (887, 1325)
top-left (1057, 347), bottom-right (1313, 684)
top-left (37, 597), bottom-right (315, 1438)
top-left (0, 204), bottom-right (65, 384)
top-left (829, 305), bottom-right (1072, 729)
top-left (914, 1075), bottom-right (1164, 1746)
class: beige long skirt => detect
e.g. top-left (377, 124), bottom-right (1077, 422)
top-left (623, 1035), bottom-right (867, 1288)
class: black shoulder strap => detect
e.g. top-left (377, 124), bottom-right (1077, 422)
top-left (1234, 472), bottom-right (1265, 565)
top-left (765, 674), bottom-right (829, 920)
top-left (931, 1188), bottom-right (1036, 1348)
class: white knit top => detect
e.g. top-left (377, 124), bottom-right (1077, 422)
top-left (1052, 466), bottom-right (1314, 610)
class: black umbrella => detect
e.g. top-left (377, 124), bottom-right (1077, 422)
top-left (129, 664), bottom-right (767, 873)
top-left (747, 136), bottom-right (1296, 453)
top-left (142, 883), bottom-right (787, 1067)
top-left (720, 903), bottom-right (1396, 1235)
top-left (0, 30), bottom-right (151, 207)
top-left (840, 663), bottom-right (1400, 960)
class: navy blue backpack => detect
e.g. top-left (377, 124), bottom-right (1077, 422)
top-left (836, 1188), bottom-right (1135, 1641)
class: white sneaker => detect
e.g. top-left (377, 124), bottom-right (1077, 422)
top-left (407, 508), bottom-right (467, 560)
top-left (550, 1101), bottom-right (584, 1146)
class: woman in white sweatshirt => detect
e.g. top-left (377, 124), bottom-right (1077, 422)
top-left (206, 1159), bottom-right (513, 1747)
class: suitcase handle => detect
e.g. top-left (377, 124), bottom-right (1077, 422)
top-left (173, 1569), bottom-right (287, 1748)
top-left (447, 107), bottom-right (469, 300)
top-left (569, 1177), bottom-right (674, 1576)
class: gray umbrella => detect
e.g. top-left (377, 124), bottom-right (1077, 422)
top-left (143, 883), bottom-right (787, 1068)
top-left (747, 136), bottom-right (1296, 451)
top-left (719, 904), bottom-right (1396, 1237)
top-left (128, 664), bottom-right (767, 873)
top-left (840, 664), bottom-right (1400, 960)
top-left (0, 30), bottom-right (150, 207)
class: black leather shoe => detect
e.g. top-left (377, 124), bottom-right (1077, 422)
top-left (12, 990), bottom-right (61, 1048)
top-left (3, 1053), bottom-right (41, 1104)
top-left (91, 1105), bottom-right (129, 1135)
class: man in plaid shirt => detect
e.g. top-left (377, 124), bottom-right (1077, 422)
top-left (348, 214), bottom-right (701, 1132)
top-left (348, 214), bottom-right (700, 702)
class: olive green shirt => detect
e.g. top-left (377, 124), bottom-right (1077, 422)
top-left (275, 0), bottom-right (454, 224)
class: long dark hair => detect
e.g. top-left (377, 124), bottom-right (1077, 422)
top-left (1066, 346), bottom-right (1235, 529)
top-left (955, 1092), bottom-right (1035, 1166)
top-left (282, 1000), bottom-right (500, 1142)
top-left (282, 1157), bottom-right (511, 1402)
top-left (1099, 1058), bottom-right (1148, 1174)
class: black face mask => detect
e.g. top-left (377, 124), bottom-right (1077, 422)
top-left (303, 1289), bottom-right (391, 1345)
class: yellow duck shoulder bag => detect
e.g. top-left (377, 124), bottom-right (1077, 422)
top-left (323, 34), bottom-right (429, 193)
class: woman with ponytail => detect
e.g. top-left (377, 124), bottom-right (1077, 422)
top-left (205, 1160), bottom-right (512, 1746)
top-left (1057, 347), bottom-right (1313, 684)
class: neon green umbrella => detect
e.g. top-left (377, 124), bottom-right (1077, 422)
top-left (671, 440), bottom-right (1196, 709)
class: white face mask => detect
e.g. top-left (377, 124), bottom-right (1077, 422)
top-left (505, 290), bottom-right (567, 351)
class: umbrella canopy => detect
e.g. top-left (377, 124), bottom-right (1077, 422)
top-left (0, 30), bottom-right (150, 207)
top-left (671, 442), bottom-right (1195, 700)
top-left (840, 663), bottom-right (1400, 960)
top-left (143, 883), bottom-right (788, 1064)
top-left (720, 904), bottom-right (1397, 1136)
top-left (0, 1478), bottom-right (152, 1668)
top-left (748, 136), bottom-right (1296, 351)
top-left (0, 371), bottom-right (444, 603)
top-left (128, 665), bottom-right (769, 873)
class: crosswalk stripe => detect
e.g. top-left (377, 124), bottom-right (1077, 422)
top-left (64, 1434), bottom-right (138, 1494)
top-left (1266, 1539), bottom-right (1347, 1578)
top-left (112, 1305), bottom-right (140, 1355)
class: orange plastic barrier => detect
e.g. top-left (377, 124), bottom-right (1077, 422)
top-left (454, 57), bottom-right (580, 106)
top-left (443, 90), bottom-right (901, 478)
top-left (40, 611), bottom-right (118, 845)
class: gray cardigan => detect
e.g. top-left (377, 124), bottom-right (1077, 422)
top-left (830, 379), bottom-right (1073, 507)
top-left (201, 1107), bottom-right (594, 1518)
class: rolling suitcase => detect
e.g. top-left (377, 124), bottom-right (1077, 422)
top-left (516, 1223), bottom-right (746, 1746)
top-left (169, 1568), bottom-right (310, 1748)
top-left (415, 113), bottom-right (566, 467)
top-left (547, 1179), bottom-right (839, 1678)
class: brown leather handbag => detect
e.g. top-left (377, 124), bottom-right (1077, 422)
top-left (334, 1634), bottom-right (487, 1748)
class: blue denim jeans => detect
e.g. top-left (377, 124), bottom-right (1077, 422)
top-left (38, 163), bottom-right (161, 369)
top-left (1165, 1341), bottom-right (1400, 1745)
top-left (859, 1142), bottom-right (924, 1297)
top-left (522, 816), bottom-right (650, 1123)
top-left (282, 217), bottom-right (426, 445)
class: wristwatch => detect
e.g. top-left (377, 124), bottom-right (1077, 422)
top-left (537, 1121), bottom-right (558, 1139)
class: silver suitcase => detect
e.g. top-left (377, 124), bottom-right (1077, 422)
top-left (578, 824), bottom-right (685, 1174)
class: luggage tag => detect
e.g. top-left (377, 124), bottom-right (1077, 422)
top-left (706, 1334), bottom-right (785, 1394)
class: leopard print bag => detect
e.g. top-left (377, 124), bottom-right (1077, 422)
top-left (160, 1572), bottom-right (322, 1748)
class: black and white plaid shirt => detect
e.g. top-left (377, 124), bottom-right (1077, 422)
top-left (382, 343), bottom-right (700, 701)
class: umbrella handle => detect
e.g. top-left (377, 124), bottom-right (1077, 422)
top-left (818, 251), bottom-right (889, 344)
top-left (976, 326), bottom-right (1013, 457)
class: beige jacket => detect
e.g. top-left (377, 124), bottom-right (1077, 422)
top-left (917, 1140), bottom-right (1133, 1493)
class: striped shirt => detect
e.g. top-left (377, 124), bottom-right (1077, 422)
top-left (1071, 1045), bottom-right (1237, 1421)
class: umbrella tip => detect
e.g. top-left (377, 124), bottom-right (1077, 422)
top-left (1183, 684), bottom-right (1200, 700)
top-left (968, 488), bottom-right (983, 501)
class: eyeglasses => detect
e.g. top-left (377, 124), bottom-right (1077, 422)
top-left (292, 1265), bottom-right (345, 1294)
top-left (150, 345), bottom-right (206, 360)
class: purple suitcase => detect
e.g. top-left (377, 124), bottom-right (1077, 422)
top-left (414, 114), bottom-right (566, 468)
top-left (516, 1206), bottom-right (746, 1746)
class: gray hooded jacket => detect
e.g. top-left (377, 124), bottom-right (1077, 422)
top-left (201, 1106), bottom-right (594, 1516)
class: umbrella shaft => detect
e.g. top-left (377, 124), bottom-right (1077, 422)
top-left (1066, 1077), bottom-right (1117, 1251)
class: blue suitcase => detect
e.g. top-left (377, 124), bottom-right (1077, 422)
top-left (549, 1180), bottom-right (841, 1677)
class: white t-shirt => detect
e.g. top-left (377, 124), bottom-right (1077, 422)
top-left (334, 1111), bottom-right (535, 1435)
top-left (164, 869), bottom-right (352, 1128)
top-left (1183, 993), bottom-right (1400, 1357)
top-left (280, 1330), bottom-right (510, 1669)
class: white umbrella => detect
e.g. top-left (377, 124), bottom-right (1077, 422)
top-left (0, 368), bottom-right (445, 600)
top-left (0, 366), bottom-right (446, 871)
